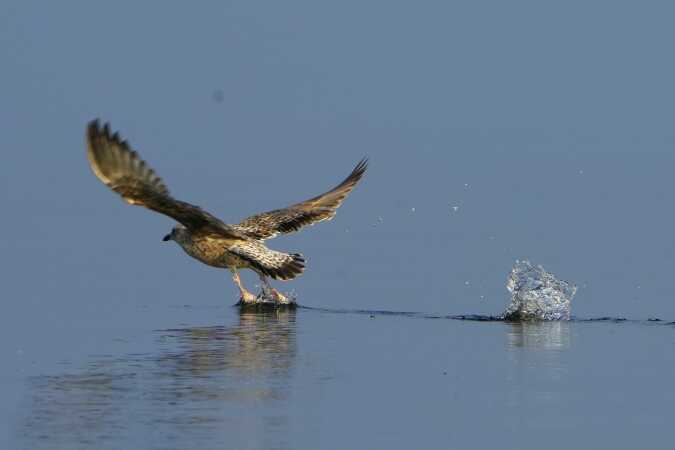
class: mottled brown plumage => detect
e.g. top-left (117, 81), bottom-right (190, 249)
top-left (232, 158), bottom-right (368, 240)
top-left (86, 122), bottom-right (243, 239)
top-left (85, 119), bottom-right (366, 304)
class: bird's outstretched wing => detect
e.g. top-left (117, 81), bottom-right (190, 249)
top-left (86, 119), bottom-right (242, 238)
top-left (233, 158), bottom-right (367, 241)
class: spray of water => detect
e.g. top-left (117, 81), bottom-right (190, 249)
top-left (504, 260), bottom-right (577, 320)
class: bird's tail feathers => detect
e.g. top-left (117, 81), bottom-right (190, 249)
top-left (231, 242), bottom-right (305, 281)
top-left (264, 252), bottom-right (305, 281)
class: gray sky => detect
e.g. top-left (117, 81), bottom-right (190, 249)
top-left (2, 0), bottom-right (675, 323)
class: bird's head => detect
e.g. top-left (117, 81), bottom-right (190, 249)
top-left (163, 225), bottom-right (187, 243)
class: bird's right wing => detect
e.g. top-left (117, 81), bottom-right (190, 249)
top-left (86, 119), bottom-right (242, 238)
top-left (233, 158), bottom-right (367, 240)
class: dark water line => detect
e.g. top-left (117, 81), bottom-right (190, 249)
top-left (297, 305), bottom-right (675, 326)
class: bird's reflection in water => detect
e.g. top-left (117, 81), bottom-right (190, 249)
top-left (22, 309), bottom-right (298, 449)
top-left (505, 320), bottom-right (571, 351)
top-left (157, 310), bottom-right (296, 396)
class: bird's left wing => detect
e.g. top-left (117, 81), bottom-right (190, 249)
top-left (86, 119), bottom-right (244, 238)
top-left (233, 158), bottom-right (367, 240)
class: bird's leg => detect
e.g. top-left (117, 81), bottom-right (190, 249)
top-left (258, 273), bottom-right (291, 304)
top-left (231, 269), bottom-right (257, 304)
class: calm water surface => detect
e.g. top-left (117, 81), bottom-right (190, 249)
top-left (9, 302), bottom-right (675, 450)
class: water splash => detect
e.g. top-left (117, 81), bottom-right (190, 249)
top-left (504, 260), bottom-right (577, 321)
top-left (235, 286), bottom-right (298, 309)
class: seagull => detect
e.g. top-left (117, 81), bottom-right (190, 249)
top-left (86, 119), bottom-right (367, 305)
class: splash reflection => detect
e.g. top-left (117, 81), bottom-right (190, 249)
top-left (503, 321), bottom-right (571, 425)
top-left (22, 309), bottom-right (297, 449)
top-left (505, 321), bottom-right (571, 351)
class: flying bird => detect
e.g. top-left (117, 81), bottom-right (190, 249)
top-left (85, 120), bottom-right (367, 305)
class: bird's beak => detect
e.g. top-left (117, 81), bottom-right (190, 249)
top-left (162, 234), bottom-right (171, 242)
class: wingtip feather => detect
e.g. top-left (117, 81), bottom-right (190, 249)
top-left (85, 119), bottom-right (170, 197)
